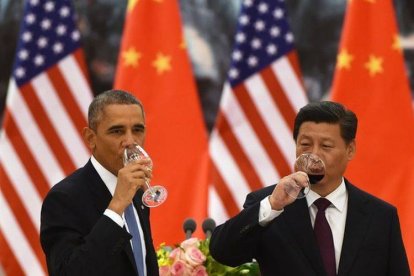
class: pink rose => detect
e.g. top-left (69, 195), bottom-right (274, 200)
top-left (191, 265), bottom-right (208, 276)
top-left (159, 265), bottom-right (171, 276)
top-left (170, 260), bottom-right (191, 276)
top-left (169, 247), bottom-right (183, 261)
top-left (180, 237), bottom-right (200, 250)
top-left (184, 247), bottom-right (206, 267)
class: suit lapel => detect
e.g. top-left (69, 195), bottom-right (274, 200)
top-left (85, 161), bottom-right (141, 275)
top-left (283, 198), bottom-right (326, 275)
top-left (84, 161), bottom-right (113, 213)
top-left (337, 182), bottom-right (369, 276)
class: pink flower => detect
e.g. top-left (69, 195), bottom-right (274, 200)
top-left (159, 265), bottom-right (171, 276)
top-left (184, 247), bottom-right (206, 267)
top-left (180, 237), bottom-right (200, 250)
top-left (169, 247), bottom-right (183, 261)
top-left (170, 260), bottom-right (192, 276)
top-left (191, 265), bottom-right (208, 276)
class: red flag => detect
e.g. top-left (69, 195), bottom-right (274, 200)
top-left (331, 0), bottom-right (414, 269)
top-left (0, 0), bottom-right (93, 275)
top-left (114, 1), bottom-right (209, 245)
top-left (208, 0), bottom-right (307, 223)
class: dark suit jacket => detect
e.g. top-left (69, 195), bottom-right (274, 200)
top-left (210, 179), bottom-right (410, 276)
top-left (40, 160), bottom-right (159, 276)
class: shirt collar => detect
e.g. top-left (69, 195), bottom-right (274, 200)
top-left (90, 155), bottom-right (117, 196)
top-left (306, 178), bottom-right (347, 212)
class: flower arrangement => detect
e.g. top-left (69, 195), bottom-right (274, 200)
top-left (157, 237), bottom-right (260, 276)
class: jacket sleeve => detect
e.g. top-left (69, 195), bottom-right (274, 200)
top-left (387, 208), bottom-right (410, 275)
top-left (40, 189), bottom-right (132, 276)
top-left (209, 188), bottom-right (272, 267)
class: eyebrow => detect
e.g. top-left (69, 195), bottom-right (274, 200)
top-left (107, 125), bottom-right (124, 132)
top-left (133, 123), bottom-right (146, 130)
top-left (299, 134), bottom-right (334, 142)
top-left (107, 123), bottom-right (146, 131)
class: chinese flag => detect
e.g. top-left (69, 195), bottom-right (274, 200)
top-left (331, 0), bottom-right (414, 269)
top-left (114, 0), bottom-right (209, 246)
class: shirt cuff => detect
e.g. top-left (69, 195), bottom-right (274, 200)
top-left (259, 196), bottom-right (284, 226)
top-left (104, 208), bottom-right (124, 228)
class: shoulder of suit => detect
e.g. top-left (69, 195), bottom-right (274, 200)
top-left (48, 161), bottom-right (95, 194)
top-left (246, 184), bottom-right (276, 201)
top-left (345, 179), bottom-right (397, 211)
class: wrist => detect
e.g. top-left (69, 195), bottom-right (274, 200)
top-left (268, 196), bottom-right (283, 211)
top-left (108, 199), bottom-right (127, 216)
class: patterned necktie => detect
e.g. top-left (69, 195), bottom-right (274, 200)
top-left (124, 204), bottom-right (145, 276)
top-left (314, 198), bottom-right (336, 276)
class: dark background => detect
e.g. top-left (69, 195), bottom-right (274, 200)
top-left (0, 0), bottom-right (413, 133)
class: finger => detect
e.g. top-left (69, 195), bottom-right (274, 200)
top-left (123, 158), bottom-right (151, 169)
top-left (125, 164), bottom-right (153, 178)
top-left (292, 172), bottom-right (309, 187)
top-left (129, 170), bottom-right (151, 182)
top-left (270, 182), bottom-right (296, 209)
top-left (296, 171), bottom-right (308, 178)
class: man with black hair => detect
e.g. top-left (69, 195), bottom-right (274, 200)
top-left (210, 101), bottom-right (410, 276)
top-left (41, 90), bottom-right (159, 276)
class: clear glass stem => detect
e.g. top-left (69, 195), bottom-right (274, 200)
top-left (144, 179), bottom-right (156, 197)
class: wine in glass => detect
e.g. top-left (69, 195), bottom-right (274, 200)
top-left (123, 144), bottom-right (168, 207)
top-left (285, 153), bottom-right (326, 199)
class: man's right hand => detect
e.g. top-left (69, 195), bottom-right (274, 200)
top-left (108, 159), bottom-right (152, 215)
top-left (268, 171), bottom-right (309, 210)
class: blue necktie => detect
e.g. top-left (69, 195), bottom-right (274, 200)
top-left (124, 204), bottom-right (145, 276)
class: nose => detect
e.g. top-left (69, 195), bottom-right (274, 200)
top-left (303, 146), bottom-right (321, 157)
top-left (121, 131), bottom-right (136, 147)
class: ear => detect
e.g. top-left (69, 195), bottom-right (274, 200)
top-left (347, 140), bottom-right (356, 161)
top-left (82, 127), bottom-right (96, 151)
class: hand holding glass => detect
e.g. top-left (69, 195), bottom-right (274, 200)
top-left (123, 144), bottom-right (167, 207)
top-left (284, 153), bottom-right (326, 199)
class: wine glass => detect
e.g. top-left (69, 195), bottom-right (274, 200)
top-left (284, 153), bottom-right (326, 199)
top-left (123, 144), bottom-right (168, 207)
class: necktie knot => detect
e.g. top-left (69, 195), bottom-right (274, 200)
top-left (314, 198), bottom-right (331, 212)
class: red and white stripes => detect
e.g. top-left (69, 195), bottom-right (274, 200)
top-left (0, 49), bottom-right (93, 275)
top-left (209, 53), bottom-right (307, 225)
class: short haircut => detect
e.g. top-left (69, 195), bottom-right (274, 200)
top-left (88, 89), bottom-right (144, 130)
top-left (293, 101), bottom-right (357, 144)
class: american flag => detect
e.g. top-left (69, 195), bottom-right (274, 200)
top-left (0, 0), bottom-right (92, 275)
top-left (208, 0), bottom-right (308, 224)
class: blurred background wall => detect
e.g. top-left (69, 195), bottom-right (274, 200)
top-left (0, 0), bottom-right (413, 133)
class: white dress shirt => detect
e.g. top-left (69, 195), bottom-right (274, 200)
top-left (259, 178), bottom-right (348, 272)
top-left (91, 156), bottom-right (147, 276)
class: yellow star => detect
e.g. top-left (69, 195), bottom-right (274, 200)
top-left (152, 53), bottom-right (171, 74)
top-left (153, 0), bottom-right (163, 3)
top-left (392, 34), bottom-right (402, 52)
top-left (364, 55), bottom-right (383, 76)
top-left (122, 47), bottom-right (141, 68)
top-left (364, 0), bottom-right (376, 3)
top-left (127, 0), bottom-right (139, 12)
top-left (337, 49), bottom-right (354, 70)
